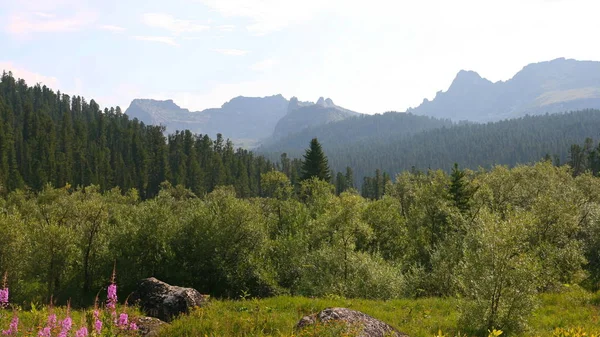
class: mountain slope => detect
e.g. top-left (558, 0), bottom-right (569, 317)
top-left (260, 109), bottom-right (600, 187)
top-left (259, 112), bottom-right (452, 155)
top-left (125, 95), bottom-right (289, 146)
top-left (409, 58), bottom-right (600, 121)
top-left (271, 97), bottom-right (361, 139)
top-left (328, 110), bottom-right (600, 185)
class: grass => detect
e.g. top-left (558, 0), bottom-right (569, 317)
top-left (159, 295), bottom-right (459, 337)
top-left (2, 288), bottom-right (598, 336)
top-left (158, 287), bottom-right (600, 337)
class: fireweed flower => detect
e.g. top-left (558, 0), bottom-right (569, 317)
top-left (57, 315), bottom-right (73, 337)
top-left (38, 327), bottom-right (51, 337)
top-left (107, 283), bottom-right (117, 309)
top-left (0, 272), bottom-right (7, 308)
top-left (118, 313), bottom-right (128, 327)
top-left (75, 326), bottom-right (89, 337)
top-left (47, 313), bottom-right (57, 328)
top-left (61, 316), bottom-right (73, 331)
top-left (129, 322), bottom-right (138, 331)
top-left (94, 318), bottom-right (103, 334)
top-left (0, 288), bottom-right (8, 307)
top-left (1, 315), bottom-right (18, 335)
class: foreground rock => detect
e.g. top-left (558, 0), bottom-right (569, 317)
top-left (296, 307), bottom-right (409, 337)
top-left (131, 277), bottom-right (209, 322)
top-left (134, 317), bottom-right (167, 337)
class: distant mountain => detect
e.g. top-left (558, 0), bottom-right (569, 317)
top-left (124, 95), bottom-right (358, 147)
top-left (409, 58), bottom-right (600, 122)
top-left (125, 95), bottom-right (289, 147)
top-left (272, 97), bottom-right (361, 139)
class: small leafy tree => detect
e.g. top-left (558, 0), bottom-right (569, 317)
top-left (458, 209), bottom-right (540, 334)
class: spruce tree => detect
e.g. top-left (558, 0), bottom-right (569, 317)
top-left (300, 138), bottom-right (331, 182)
top-left (449, 163), bottom-right (472, 213)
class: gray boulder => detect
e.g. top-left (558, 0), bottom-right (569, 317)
top-left (134, 317), bottom-right (167, 337)
top-left (296, 307), bottom-right (408, 337)
top-left (132, 277), bottom-right (209, 322)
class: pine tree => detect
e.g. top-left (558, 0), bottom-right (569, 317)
top-left (345, 166), bottom-right (354, 190)
top-left (335, 172), bottom-right (347, 195)
top-left (300, 138), bottom-right (331, 182)
top-left (449, 163), bottom-right (471, 213)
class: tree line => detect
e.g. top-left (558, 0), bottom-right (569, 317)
top-left (0, 72), bottom-right (279, 198)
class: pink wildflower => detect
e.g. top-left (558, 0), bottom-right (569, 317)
top-left (75, 326), bottom-right (89, 337)
top-left (1, 316), bottom-right (18, 335)
top-left (94, 318), bottom-right (103, 335)
top-left (0, 273), bottom-right (8, 308)
top-left (107, 264), bottom-right (118, 310)
top-left (118, 313), bottom-right (128, 327)
top-left (38, 327), bottom-right (51, 337)
top-left (0, 288), bottom-right (8, 307)
top-left (61, 316), bottom-right (72, 332)
top-left (107, 283), bottom-right (117, 309)
top-left (47, 313), bottom-right (57, 328)
top-left (129, 322), bottom-right (138, 331)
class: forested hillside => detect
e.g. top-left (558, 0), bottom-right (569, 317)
top-left (259, 111), bottom-right (452, 152)
top-left (263, 110), bottom-right (600, 187)
top-left (0, 72), bottom-right (275, 198)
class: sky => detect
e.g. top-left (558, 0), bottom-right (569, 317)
top-left (1, 0), bottom-right (600, 114)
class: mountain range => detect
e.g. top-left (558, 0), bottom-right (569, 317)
top-left (125, 95), bottom-right (289, 147)
top-left (409, 58), bottom-right (600, 121)
top-left (124, 58), bottom-right (600, 149)
top-left (125, 95), bottom-right (360, 147)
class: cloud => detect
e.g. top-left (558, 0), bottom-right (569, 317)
top-left (198, 0), bottom-right (334, 35)
top-left (99, 24), bottom-right (125, 33)
top-left (250, 58), bottom-right (278, 71)
top-left (132, 36), bottom-right (180, 46)
top-left (0, 61), bottom-right (59, 88)
top-left (217, 25), bottom-right (236, 32)
top-left (142, 13), bottom-right (210, 35)
top-left (212, 49), bottom-right (249, 56)
top-left (7, 11), bottom-right (96, 37)
top-left (32, 12), bottom-right (55, 18)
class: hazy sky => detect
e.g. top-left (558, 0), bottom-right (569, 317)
top-left (1, 0), bottom-right (600, 114)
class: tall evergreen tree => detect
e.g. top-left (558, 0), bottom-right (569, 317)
top-left (300, 138), bottom-right (331, 182)
top-left (449, 163), bottom-right (472, 213)
top-left (345, 166), bottom-right (354, 190)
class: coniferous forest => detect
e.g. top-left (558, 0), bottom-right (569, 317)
top-left (0, 72), bottom-right (278, 199)
top-left (3, 73), bottom-right (600, 336)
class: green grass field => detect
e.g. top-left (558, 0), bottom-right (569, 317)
top-left (1, 287), bottom-right (598, 336)
top-left (159, 287), bottom-right (600, 337)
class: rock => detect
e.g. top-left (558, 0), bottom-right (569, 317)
top-left (295, 307), bottom-right (408, 337)
top-left (131, 278), bottom-right (209, 322)
top-left (134, 317), bottom-right (167, 337)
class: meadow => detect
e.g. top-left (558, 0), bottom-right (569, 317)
top-left (3, 287), bottom-right (598, 337)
